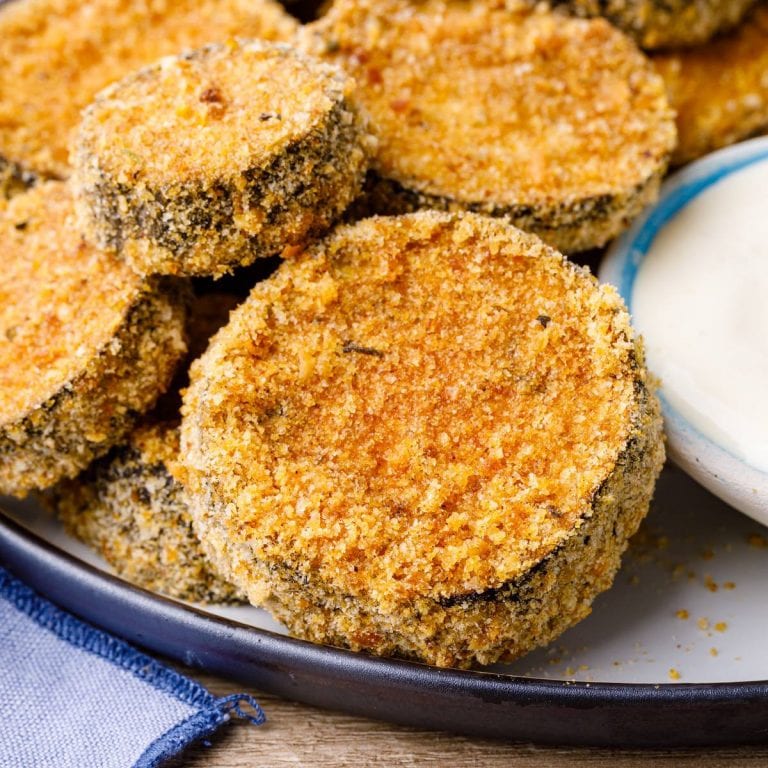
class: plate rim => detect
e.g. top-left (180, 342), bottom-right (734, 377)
top-left (3, 508), bottom-right (768, 747)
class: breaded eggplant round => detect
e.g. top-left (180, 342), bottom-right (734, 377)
top-left (73, 40), bottom-right (373, 277)
top-left (653, 4), bottom-right (768, 166)
top-left (55, 423), bottom-right (243, 603)
top-left (549, 0), bottom-right (757, 50)
top-left (300, 0), bottom-right (675, 253)
top-left (0, 181), bottom-right (187, 496)
top-left (0, 0), bottom-right (298, 179)
top-left (179, 211), bottom-right (665, 668)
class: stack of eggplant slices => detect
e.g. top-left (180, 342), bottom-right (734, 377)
top-left (1, 0), bottom-right (762, 669)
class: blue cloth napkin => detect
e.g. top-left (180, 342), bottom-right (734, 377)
top-left (0, 566), bottom-right (264, 767)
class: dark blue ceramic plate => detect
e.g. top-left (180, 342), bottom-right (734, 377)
top-left (3, 464), bottom-right (768, 747)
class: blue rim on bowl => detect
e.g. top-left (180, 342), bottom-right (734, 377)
top-left (600, 136), bottom-right (768, 527)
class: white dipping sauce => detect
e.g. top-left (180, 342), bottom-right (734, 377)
top-left (633, 159), bottom-right (768, 473)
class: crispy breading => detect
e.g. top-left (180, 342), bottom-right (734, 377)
top-left (550, 0), bottom-right (757, 50)
top-left (55, 424), bottom-right (243, 603)
top-left (0, 181), bottom-right (187, 496)
top-left (73, 40), bottom-right (374, 277)
top-left (53, 290), bottom-right (243, 601)
top-left (179, 211), bottom-right (664, 667)
top-left (0, 0), bottom-right (298, 179)
top-left (653, 3), bottom-right (768, 165)
top-left (299, 0), bottom-right (675, 252)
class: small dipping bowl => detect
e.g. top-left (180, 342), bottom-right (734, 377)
top-left (600, 137), bottom-right (768, 526)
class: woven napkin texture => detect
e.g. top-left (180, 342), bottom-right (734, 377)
top-left (0, 566), bottom-right (264, 768)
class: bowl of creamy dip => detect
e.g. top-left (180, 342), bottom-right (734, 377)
top-left (600, 136), bottom-right (768, 526)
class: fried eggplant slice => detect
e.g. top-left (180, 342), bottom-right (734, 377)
top-left (55, 423), bottom-right (243, 603)
top-left (73, 40), bottom-right (373, 277)
top-left (179, 211), bottom-right (665, 668)
top-left (549, 0), bottom-right (757, 50)
top-left (653, 4), bottom-right (768, 166)
top-left (300, 0), bottom-right (675, 253)
top-left (53, 291), bottom-right (243, 601)
top-left (0, 181), bottom-right (187, 496)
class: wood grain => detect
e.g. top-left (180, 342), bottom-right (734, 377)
top-left (164, 667), bottom-right (768, 767)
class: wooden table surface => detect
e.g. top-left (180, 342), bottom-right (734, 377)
top-left (165, 667), bottom-right (768, 767)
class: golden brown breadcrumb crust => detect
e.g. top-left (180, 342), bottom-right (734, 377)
top-left (179, 211), bottom-right (664, 667)
top-left (0, 0), bottom-right (298, 179)
top-left (0, 182), bottom-right (187, 496)
top-left (653, 3), bottom-right (768, 166)
top-left (55, 423), bottom-right (243, 603)
top-left (299, 0), bottom-right (675, 253)
top-left (548, 0), bottom-right (757, 50)
top-left (73, 40), bottom-right (374, 277)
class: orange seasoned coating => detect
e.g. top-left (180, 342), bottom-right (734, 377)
top-left (180, 211), bottom-right (665, 667)
top-left (0, 184), bottom-right (140, 423)
top-left (55, 424), bottom-right (243, 604)
top-left (0, 0), bottom-right (298, 179)
top-left (73, 40), bottom-right (373, 277)
top-left (653, 4), bottom-right (768, 166)
top-left (0, 181), bottom-right (187, 495)
top-left (300, 0), bottom-right (675, 252)
top-left (549, 0), bottom-right (757, 50)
